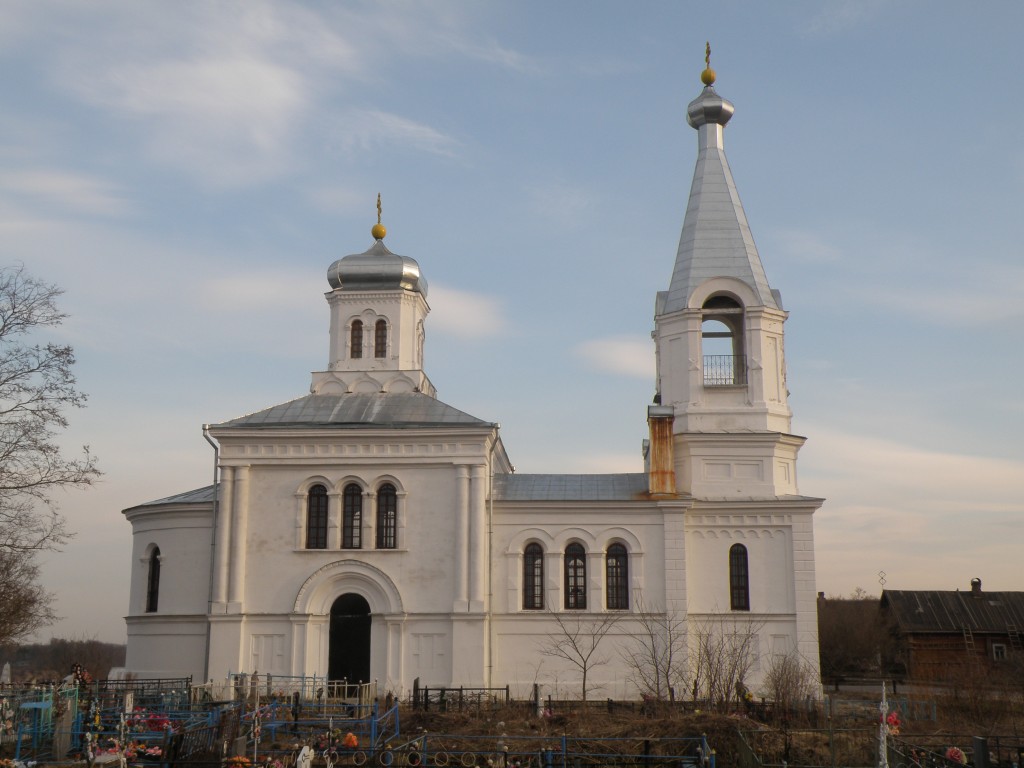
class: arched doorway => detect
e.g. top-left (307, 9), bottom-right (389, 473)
top-left (329, 593), bottom-right (371, 682)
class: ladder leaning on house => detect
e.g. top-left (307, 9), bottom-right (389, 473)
top-left (962, 626), bottom-right (976, 653)
top-left (1007, 624), bottom-right (1023, 651)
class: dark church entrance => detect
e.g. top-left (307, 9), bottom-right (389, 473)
top-left (328, 593), bottom-right (371, 682)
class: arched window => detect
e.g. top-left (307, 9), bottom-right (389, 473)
top-left (350, 320), bottom-right (363, 359)
top-left (374, 319), bottom-right (387, 358)
top-left (306, 484), bottom-right (328, 549)
top-left (376, 483), bottom-right (397, 549)
top-left (702, 295), bottom-right (745, 386)
top-left (729, 543), bottom-right (750, 611)
top-left (605, 543), bottom-right (629, 610)
top-left (146, 547), bottom-right (161, 613)
top-left (564, 543), bottom-right (587, 610)
top-left (342, 484), bottom-right (362, 549)
top-left (523, 543), bottom-right (544, 610)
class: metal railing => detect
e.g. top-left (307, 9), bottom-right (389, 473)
top-left (703, 355), bottom-right (746, 386)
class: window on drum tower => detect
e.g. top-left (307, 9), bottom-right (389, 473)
top-left (350, 320), bottom-right (363, 359)
top-left (374, 319), bottom-right (387, 358)
top-left (146, 547), bottom-right (161, 613)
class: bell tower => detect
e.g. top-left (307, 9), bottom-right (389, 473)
top-left (653, 55), bottom-right (802, 500)
top-left (311, 196), bottom-right (435, 397)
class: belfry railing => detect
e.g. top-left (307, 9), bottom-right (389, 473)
top-left (703, 354), bottom-right (746, 386)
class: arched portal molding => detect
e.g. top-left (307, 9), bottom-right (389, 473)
top-left (293, 559), bottom-right (404, 616)
top-left (687, 277), bottom-right (759, 310)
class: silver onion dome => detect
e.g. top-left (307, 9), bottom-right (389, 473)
top-left (686, 84), bottom-right (734, 129)
top-left (326, 239), bottom-right (428, 296)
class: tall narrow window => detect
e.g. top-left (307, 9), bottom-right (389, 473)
top-left (374, 319), bottom-right (387, 358)
top-left (146, 547), bottom-right (161, 613)
top-left (350, 320), bottom-right (363, 359)
top-left (342, 484), bottom-right (362, 549)
top-left (730, 543), bottom-right (750, 611)
top-left (306, 484), bottom-right (328, 549)
top-left (376, 483), bottom-right (397, 549)
top-left (564, 543), bottom-right (587, 610)
top-left (606, 543), bottom-right (629, 610)
top-left (523, 543), bottom-right (544, 610)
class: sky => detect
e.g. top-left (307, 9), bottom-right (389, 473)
top-left (1, 1), bottom-right (1021, 644)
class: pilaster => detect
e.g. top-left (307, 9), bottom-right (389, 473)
top-left (453, 465), bottom-right (470, 611)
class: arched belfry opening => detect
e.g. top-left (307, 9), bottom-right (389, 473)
top-left (701, 294), bottom-right (745, 386)
top-left (329, 593), bottom-right (371, 683)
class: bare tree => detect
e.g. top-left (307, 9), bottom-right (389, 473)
top-left (619, 595), bottom-right (688, 702)
top-left (689, 614), bottom-right (762, 711)
top-left (43, 636), bottom-right (126, 681)
top-left (0, 547), bottom-right (56, 643)
top-left (0, 266), bottom-right (100, 643)
top-left (761, 650), bottom-right (818, 712)
top-left (538, 610), bottom-right (620, 701)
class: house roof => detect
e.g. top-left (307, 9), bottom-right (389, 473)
top-left (126, 484), bottom-right (217, 511)
top-left (882, 588), bottom-right (1024, 635)
top-left (492, 473), bottom-right (649, 502)
top-left (131, 473), bottom-right (654, 509)
top-left (211, 392), bottom-right (494, 430)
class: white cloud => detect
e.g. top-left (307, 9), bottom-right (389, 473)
top-left (428, 284), bottom-right (506, 338)
top-left (334, 110), bottom-right (460, 158)
top-left (806, 426), bottom-right (1022, 512)
top-left (39, 2), bottom-right (365, 185)
top-left (446, 36), bottom-right (541, 74)
top-left (575, 335), bottom-right (654, 379)
top-left (800, 1), bottom-right (887, 36)
top-left (197, 272), bottom-right (324, 313)
top-left (306, 185), bottom-right (374, 217)
top-left (771, 228), bottom-right (842, 263)
top-left (526, 180), bottom-right (594, 224)
top-left (0, 170), bottom-right (131, 217)
top-left (66, 55), bottom-right (307, 185)
top-left (804, 424), bottom-right (1024, 594)
top-left (867, 272), bottom-right (1024, 327)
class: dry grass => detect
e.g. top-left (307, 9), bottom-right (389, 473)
top-left (398, 690), bottom-right (1024, 768)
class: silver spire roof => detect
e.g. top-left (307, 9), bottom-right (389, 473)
top-left (661, 81), bottom-right (779, 314)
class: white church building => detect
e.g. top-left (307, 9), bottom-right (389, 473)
top-left (123, 65), bottom-right (822, 699)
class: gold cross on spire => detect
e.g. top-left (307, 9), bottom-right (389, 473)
top-left (701, 41), bottom-right (716, 86)
top-left (371, 193), bottom-right (387, 240)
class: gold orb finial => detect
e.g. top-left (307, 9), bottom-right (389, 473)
top-left (700, 41), bottom-right (716, 86)
top-left (371, 193), bottom-right (386, 240)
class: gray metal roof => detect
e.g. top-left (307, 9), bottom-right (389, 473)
top-left (213, 393), bottom-right (493, 429)
top-left (662, 84), bottom-right (779, 314)
top-left (882, 588), bottom-right (1024, 635)
top-left (492, 473), bottom-right (649, 502)
top-left (128, 484), bottom-right (217, 510)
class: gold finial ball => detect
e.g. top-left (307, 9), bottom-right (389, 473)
top-left (701, 67), bottom-right (716, 86)
top-left (371, 223), bottom-right (387, 240)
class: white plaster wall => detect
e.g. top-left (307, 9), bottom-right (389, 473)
top-left (124, 617), bottom-right (208, 680)
top-left (684, 515), bottom-right (793, 615)
top-left (126, 506), bottom-right (214, 616)
top-left (237, 461), bottom-right (464, 618)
